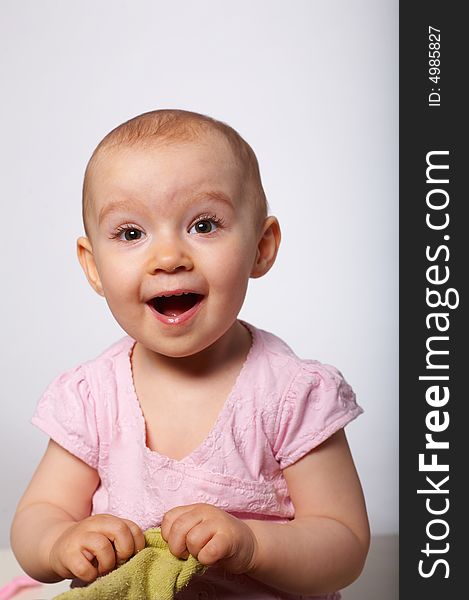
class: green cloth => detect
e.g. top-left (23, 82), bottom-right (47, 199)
top-left (53, 528), bottom-right (206, 600)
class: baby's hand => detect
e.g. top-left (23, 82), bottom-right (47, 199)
top-left (49, 514), bottom-right (145, 583)
top-left (161, 503), bottom-right (258, 574)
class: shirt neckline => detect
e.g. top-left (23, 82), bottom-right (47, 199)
top-left (122, 320), bottom-right (258, 466)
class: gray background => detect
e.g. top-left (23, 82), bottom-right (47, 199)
top-left (0, 0), bottom-right (398, 595)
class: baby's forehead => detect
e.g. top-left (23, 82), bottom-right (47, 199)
top-left (83, 120), bottom-right (266, 236)
top-left (95, 135), bottom-right (243, 188)
top-left (86, 138), bottom-right (253, 224)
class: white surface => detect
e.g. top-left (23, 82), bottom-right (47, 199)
top-left (0, 0), bottom-right (398, 551)
top-left (0, 550), bottom-right (68, 599)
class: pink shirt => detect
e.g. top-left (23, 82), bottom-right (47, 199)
top-left (32, 322), bottom-right (362, 600)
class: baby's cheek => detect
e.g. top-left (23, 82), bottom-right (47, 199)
top-left (215, 263), bottom-right (250, 298)
top-left (222, 242), bottom-right (256, 279)
top-left (101, 263), bottom-right (139, 294)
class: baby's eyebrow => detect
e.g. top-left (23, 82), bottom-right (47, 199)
top-left (98, 198), bottom-right (147, 226)
top-left (98, 190), bottom-right (234, 225)
top-left (190, 190), bottom-right (234, 209)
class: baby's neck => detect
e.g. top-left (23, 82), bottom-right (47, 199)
top-left (132, 320), bottom-right (251, 382)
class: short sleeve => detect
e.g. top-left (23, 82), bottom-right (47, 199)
top-left (273, 360), bottom-right (363, 469)
top-left (31, 365), bottom-right (99, 469)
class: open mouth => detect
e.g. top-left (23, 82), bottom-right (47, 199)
top-left (149, 292), bottom-right (204, 318)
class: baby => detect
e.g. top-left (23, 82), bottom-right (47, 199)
top-left (11, 109), bottom-right (370, 599)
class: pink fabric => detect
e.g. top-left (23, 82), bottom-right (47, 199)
top-left (32, 322), bottom-right (362, 600)
top-left (0, 576), bottom-right (41, 600)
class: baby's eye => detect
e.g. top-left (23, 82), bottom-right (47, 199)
top-left (189, 219), bottom-right (218, 235)
top-left (123, 229), bottom-right (142, 241)
top-left (114, 226), bottom-right (144, 241)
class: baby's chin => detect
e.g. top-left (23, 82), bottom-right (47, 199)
top-left (135, 340), bottom-right (222, 367)
top-left (133, 320), bottom-right (244, 363)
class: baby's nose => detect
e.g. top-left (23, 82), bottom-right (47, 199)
top-left (147, 237), bottom-right (193, 273)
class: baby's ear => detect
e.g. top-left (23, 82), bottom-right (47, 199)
top-left (76, 236), bottom-right (105, 296)
top-left (250, 216), bottom-right (281, 279)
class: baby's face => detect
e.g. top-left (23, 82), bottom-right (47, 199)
top-left (81, 132), bottom-right (264, 357)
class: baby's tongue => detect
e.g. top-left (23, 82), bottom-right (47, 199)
top-left (159, 294), bottom-right (197, 317)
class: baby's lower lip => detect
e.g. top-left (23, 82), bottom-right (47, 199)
top-left (146, 294), bottom-right (204, 325)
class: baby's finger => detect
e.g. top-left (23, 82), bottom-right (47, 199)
top-left (161, 505), bottom-right (197, 541)
top-left (166, 510), bottom-right (204, 558)
top-left (69, 552), bottom-right (99, 583)
top-left (122, 519), bottom-right (146, 554)
top-left (106, 521), bottom-right (139, 566)
top-left (82, 549), bottom-right (95, 562)
top-left (83, 532), bottom-right (117, 575)
top-left (197, 532), bottom-right (231, 566)
top-left (185, 521), bottom-right (217, 559)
